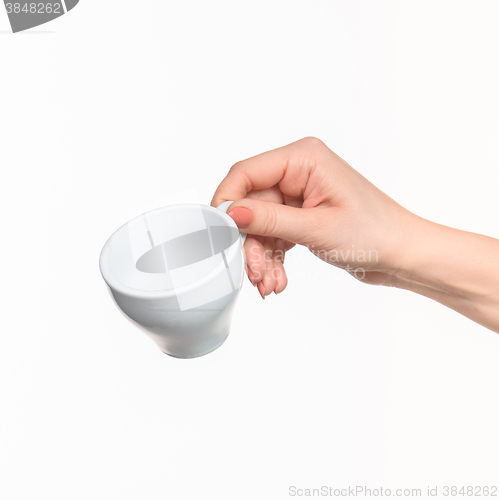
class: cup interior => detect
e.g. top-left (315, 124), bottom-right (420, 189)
top-left (101, 204), bottom-right (241, 295)
top-left (136, 222), bottom-right (238, 273)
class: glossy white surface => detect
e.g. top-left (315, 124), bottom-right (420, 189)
top-left (100, 203), bottom-right (246, 358)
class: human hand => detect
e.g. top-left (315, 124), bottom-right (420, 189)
top-left (212, 137), bottom-right (415, 298)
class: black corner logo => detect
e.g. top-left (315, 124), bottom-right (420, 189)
top-left (3, 0), bottom-right (79, 33)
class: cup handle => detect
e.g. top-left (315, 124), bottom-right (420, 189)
top-left (216, 201), bottom-right (247, 245)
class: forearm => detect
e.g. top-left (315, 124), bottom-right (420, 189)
top-left (391, 216), bottom-right (499, 333)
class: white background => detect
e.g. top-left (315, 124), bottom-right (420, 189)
top-left (1, 1), bottom-right (498, 498)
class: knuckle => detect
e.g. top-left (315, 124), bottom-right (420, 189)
top-left (229, 161), bottom-right (252, 193)
top-left (301, 136), bottom-right (325, 150)
top-left (229, 160), bottom-right (245, 174)
top-left (262, 204), bottom-right (279, 236)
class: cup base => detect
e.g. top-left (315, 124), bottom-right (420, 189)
top-left (160, 331), bottom-right (230, 359)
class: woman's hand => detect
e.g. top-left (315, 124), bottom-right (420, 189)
top-left (212, 137), bottom-right (499, 334)
top-left (212, 137), bottom-right (415, 297)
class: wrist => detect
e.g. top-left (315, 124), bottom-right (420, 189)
top-left (391, 215), bottom-right (497, 301)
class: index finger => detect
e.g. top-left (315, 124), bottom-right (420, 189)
top-left (210, 137), bottom-right (325, 207)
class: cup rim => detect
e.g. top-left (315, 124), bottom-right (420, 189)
top-left (99, 203), bottom-right (243, 300)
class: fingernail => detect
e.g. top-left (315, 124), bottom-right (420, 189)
top-left (228, 207), bottom-right (253, 228)
top-left (257, 281), bottom-right (265, 300)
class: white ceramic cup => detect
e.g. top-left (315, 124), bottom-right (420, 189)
top-left (99, 202), bottom-right (246, 358)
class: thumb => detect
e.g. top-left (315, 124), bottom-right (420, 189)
top-left (227, 199), bottom-right (317, 245)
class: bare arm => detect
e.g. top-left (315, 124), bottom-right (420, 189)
top-left (391, 216), bottom-right (499, 333)
top-left (212, 137), bottom-right (499, 333)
